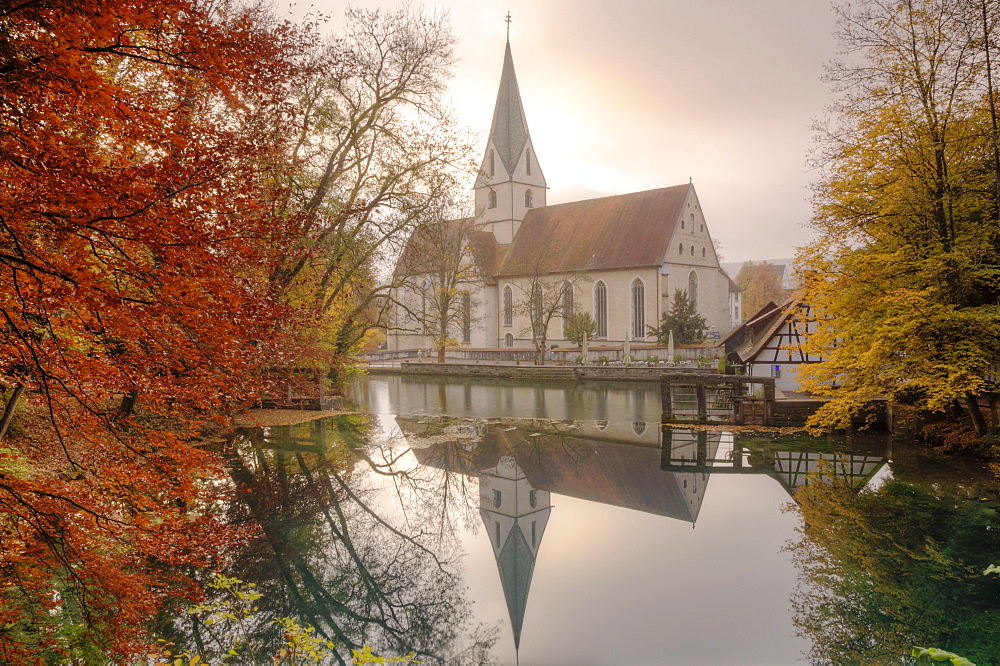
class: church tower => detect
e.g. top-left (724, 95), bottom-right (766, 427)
top-left (474, 39), bottom-right (547, 245)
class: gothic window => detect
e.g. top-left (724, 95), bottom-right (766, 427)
top-left (525, 189), bottom-right (533, 208)
top-left (529, 489), bottom-right (538, 508)
top-left (462, 292), bottom-right (471, 343)
top-left (526, 148), bottom-right (532, 175)
top-left (688, 270), bottom-right (699, 310)
top-left (631, 278), bottom-right (645, 339)
top-left (690, 213), bottom-right (695, 226)
top-left (690, 245), bottom-right (694, 256)
top-left (594, 281), bottom-right (608, 338)
top-left (681, 218), bottom-right (685, 230)
top-left (678, 243), bottom-right (684, 254)
top-left (702, 247), bottom-right (706, 257)
top-left (504, 332), bottom-right (514, 347)
top-left (488, 189), bottom-right (497, 209)
top-left (502, 285), bottom-right (513, 326)
top-left (493, 489), bottom-right (501, 508)
top-left (531, 283), bottom-right (544, 339)
top-left (560, 282), bottom-right (574, 337)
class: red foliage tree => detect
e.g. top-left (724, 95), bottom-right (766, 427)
top-left (0, 0), bottom-right (318, 658)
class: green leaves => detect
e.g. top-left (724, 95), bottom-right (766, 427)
top-left (912, 646), bottom-right (976, 665)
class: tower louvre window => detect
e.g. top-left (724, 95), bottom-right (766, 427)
top-left (526, 148), bottom-right (532, 175)
top-left (525, 189), bottom-right (533, 208)
top-left (489, 149), bottom-right (494, 177)
top-left (488, 189), bottom-right (497, 209)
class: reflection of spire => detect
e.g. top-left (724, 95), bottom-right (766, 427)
top-left (479, 455), bottom-right (550, 651)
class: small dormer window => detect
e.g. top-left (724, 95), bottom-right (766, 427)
top-left (526, 148), bottom-right (532, 175)
top-left (525, 189), bottom-right (533, 208)
top-left (488, 190), bottom-right (497, 209)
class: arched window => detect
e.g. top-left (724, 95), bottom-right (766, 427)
top-left (488, 189), bottom-right (497, 209)
top-left (702, 247), bottom-right (706, 257)
top-left (688, 270), bottom-right (699, 310)
top-left (631, 278), bottom-right (645, 339)
top-left (690, 245), bottom-right (694, 256)
top-left (561, 282), bottom-right (574, 337)
top-left (531, 283), bottom-right (544, 339)
top-left (526, 148), bottom-right (532, 176)
top-left (502, 285), bottom-right (513, 327)
top-left (504, 332), bottom-right (514, 347)
top-left (462, 292), bottom-right (471, 343)
top-left (678, 243), bottom-right (684, 254)
top-left (525, 189), bottom-right (534, 208)
top-left (594, 281), bottom-right (608, 338)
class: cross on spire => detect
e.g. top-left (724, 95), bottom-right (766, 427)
top-left (505, 11), bottom-right (511, 41)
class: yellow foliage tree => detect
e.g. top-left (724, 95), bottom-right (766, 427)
top-left (797, 0), bottom-right (1000, 434)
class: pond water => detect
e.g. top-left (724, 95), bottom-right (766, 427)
top-left (167, 375), bottom-right (1000, 664)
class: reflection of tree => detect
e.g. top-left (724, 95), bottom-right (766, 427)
top-left (786, 476), bottom-right (1000, 663)
top-left (157, 415), bottom-right (495, 664)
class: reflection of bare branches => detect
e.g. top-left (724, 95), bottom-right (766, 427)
top-left (168, 418), bottom-right (495, 663)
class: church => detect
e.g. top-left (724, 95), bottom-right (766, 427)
top-left (387, 39), bottom-right (740, 352)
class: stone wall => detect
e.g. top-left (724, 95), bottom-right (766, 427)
top-left (367, 361), bottom-right (712, 383)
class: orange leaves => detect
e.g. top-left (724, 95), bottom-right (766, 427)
top-left (0, 0), bottom-right (319, 659)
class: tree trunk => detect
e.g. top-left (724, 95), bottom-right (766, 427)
top-left (965, 392), bottom-right (989, 437)
top-left (437, 346), bottom-right (445, 363)
top-left (0, 383), bottom-right (25, 442)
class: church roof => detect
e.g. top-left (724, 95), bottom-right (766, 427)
top-left (489, 41), bottom-right (530, 178)
top-left (394, 218), bottom-right (501, 282)
top-left (497, 184), bottom-right (691, 277)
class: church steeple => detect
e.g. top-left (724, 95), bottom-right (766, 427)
top-left (475, 38), bottom-right (546, 244)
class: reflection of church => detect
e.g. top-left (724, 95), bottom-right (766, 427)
top-left (401, 416), bottom-right (712, 652)
top-left (478, 455), bottom-right (550, 651)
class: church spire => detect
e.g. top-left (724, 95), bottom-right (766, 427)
top-left (474, 36), bottom-right (547, 244)
top-left (489, 41), bottom-right (529, 179)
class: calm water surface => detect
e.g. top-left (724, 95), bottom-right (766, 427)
top-left (170, 376), bottom-right (1000, 664)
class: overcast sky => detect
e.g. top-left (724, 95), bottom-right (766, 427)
top-left (300, 1), bottom-right (840, 264)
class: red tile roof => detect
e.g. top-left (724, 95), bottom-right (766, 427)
top-left (497, 184), bottom-right (690, 277)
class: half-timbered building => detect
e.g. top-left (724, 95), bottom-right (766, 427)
top-left (720, 295), bottom-right (820, 393)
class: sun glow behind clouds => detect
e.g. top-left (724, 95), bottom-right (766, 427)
top-left (296, 0), bottom-right (838, 263)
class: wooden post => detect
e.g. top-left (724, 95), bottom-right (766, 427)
top-left (697, 381), bottom-right (707, 422)
top-left (763, 379), bottom-right (775, 426)
top-left (696, 430), bottom-right (707, 466)
top-left (660, 375), bottom-right (673, 421)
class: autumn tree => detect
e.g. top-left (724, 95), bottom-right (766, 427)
top-left (0, 0), bottom-right (314, 658)
top-left (267, 7), bottom-right (476, 360)
top-left (650, 289), bottom-right (706, 345)
top-left (735, 261), bottom-right (788, 321)
top-left (797, 0), bottom-right (1000, 433)
top-left (394, 212), bottom-right (484, 363)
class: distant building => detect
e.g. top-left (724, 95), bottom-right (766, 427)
top-left (388, 39), bottom-right (740, 351)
